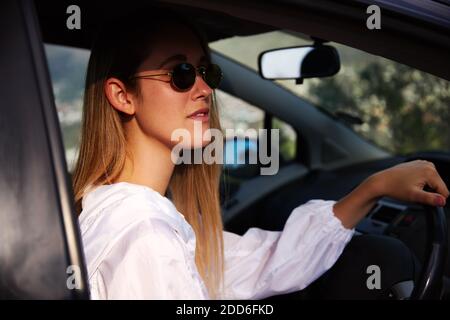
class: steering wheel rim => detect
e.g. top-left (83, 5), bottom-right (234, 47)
top-left (411, 205), bottom-right (448, 299)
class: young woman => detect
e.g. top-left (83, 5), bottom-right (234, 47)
top-left (73, 11), bottom-right (449, 300)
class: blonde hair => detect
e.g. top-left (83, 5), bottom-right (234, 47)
top-left (72, 12), bottom-right (224, 298)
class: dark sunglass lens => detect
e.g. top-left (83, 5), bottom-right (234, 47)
top-left (172, 63), bottom-right (196, 90)
top-left (204, 64), bottom-right (223, 89)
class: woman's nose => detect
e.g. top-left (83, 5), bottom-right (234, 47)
top-left (192, 74), bottom-right (213, 98)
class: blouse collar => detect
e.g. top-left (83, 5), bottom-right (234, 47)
top-left (79, 182), bottom-right (194, 244)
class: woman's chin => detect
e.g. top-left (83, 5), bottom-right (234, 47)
top-left (190, 138), bottom-right (212, 150)
top-left (171, 138), bottom-right (211, 150)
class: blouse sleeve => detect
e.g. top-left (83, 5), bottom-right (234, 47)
top-left (221, 199), bottom-right (355, 300)
top-left (92, 219), bottom-right (208, 300)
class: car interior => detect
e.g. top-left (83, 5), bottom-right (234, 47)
top-left (1, 0), bottom-right (449, 299)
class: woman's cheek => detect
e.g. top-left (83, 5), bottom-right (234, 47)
top-left (137, 89), bottom-right (210, 149)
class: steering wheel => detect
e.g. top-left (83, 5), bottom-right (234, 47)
top-left (411, 205), bottom-right (448, 299)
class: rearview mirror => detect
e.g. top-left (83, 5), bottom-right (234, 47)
top-left (258, 44), bottom-right (340, 84)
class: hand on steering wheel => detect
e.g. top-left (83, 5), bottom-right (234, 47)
top-left (372, 160), bottom-right (449, 207)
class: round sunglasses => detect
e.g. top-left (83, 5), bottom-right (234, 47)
top-left (131, 62), bottom-right (223, 91)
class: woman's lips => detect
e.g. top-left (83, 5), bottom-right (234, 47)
top-left (187, 108), bottom-right (209, 122)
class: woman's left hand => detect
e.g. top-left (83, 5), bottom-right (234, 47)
top-left (333, 160), bottom-right (449, 229)
top-left (371, 160), bottom-right (449, 207)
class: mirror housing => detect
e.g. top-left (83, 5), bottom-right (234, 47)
top-left (258, 44), bottom-right (340, 84)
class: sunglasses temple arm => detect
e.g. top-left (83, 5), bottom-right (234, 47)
top-left (132, 72), bottom-right (172, 79)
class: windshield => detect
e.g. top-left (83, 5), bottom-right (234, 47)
top-left (210, 30), bottom-right (450, 155)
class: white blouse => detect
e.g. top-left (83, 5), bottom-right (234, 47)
top-left (78, 182), bottom-right (354, 300)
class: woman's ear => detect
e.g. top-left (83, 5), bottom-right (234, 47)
top-left (104, 78), bottom-right (136, 115)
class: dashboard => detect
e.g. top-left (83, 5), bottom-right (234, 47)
top-left (223, 151), bottom-right (450, 278)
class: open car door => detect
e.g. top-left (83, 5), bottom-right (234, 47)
top-left (0, 0), bottom-right (89, 299)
